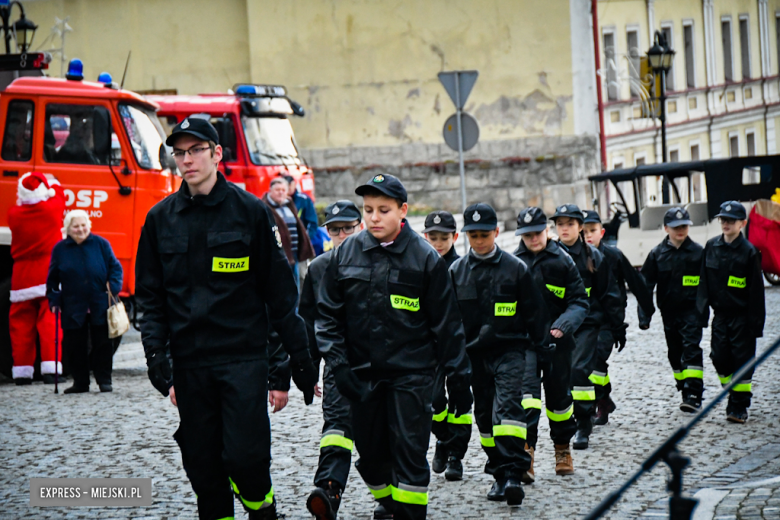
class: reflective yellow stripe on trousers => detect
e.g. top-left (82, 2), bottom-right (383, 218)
top-left (493, 420), bottom-right (527, 440)
top-left (521, 393), bottom-right (542, 410)
top-left (229, 478), bottom-right (273, 510)
top-left (447, 413), bottom-right (473, 425)
top-left (572, 386), bottom-right (595, 401)
top-left (546, 404), bottom-right (574, 422)
top-left (589, 371), bottom-right (610, 386)
top-left (367, 483), bottom-right (428, 505)
top-left (432, 409), bottom-right (447, 423)
top-left (320, 429), bottom-right (354, 451)
top-left (480, 432), bottom-right (496, 447)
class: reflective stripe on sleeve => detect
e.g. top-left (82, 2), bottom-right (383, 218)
top-left (432, 409), bottom-right (447, 423)
top-left (447, 412), bottom-right (473, 425)
top-left (480, 432), bottom-right (496, 447)
top-left (572, 386), bottom-right (596, 401)
top-left (546, 404), bottom-right (574, 422)
top-left (320, 430), bottom-right (354, 451)
top-left (392, 483), bottom-right (428, 506)
top-left (493, 420), bottom-right (527, 440)
top-left (367, 483), bottom-right (392, 499)
top-left (589, 371), bottom-right (610, 386)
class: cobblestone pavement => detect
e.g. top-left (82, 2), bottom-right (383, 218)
top-left (1, 287), bottom-right (779, 519)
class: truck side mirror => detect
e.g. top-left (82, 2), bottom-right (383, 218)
top-left (290, 100), bottom-right (305, 117)
top-left (222, 147), bottom-right (233, 162)
top-left (93, 106), bottom-right (112, 164)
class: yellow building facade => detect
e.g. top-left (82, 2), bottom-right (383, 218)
top-left (597, 0), bottom-right (780, 208)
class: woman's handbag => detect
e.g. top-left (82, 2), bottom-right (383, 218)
top-left (107, 282), bottom-right (130, 338)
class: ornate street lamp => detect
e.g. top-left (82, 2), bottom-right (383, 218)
top-left (647, 30), bottom-right (676, 202)
top-left (1, 1), bottom-right (37, 55)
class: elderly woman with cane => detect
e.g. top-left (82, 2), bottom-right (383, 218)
top-left (47, 210), bottom-right (123, 394)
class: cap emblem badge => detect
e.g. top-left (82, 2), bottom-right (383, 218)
top-left (181, 119), bottom-right (190, 129)
top-left (523, 212), bottom-right (533, 223)
top-left (560, 206), bottom-right (568, 213)
top-left (726, 204), bottom-right (732, 211)
top-left (473, 211), bottom-right (481, 222)
top-left (676, 211), bottom-right (683, 219)
top-left (433, 215), bottom-right (441, 224)
top-left (373, 175), bottom-right (385, 183)
top-left (332, 206), bottom-right (340, 215)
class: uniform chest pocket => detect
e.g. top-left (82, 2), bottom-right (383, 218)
top-left (455, 284), bottom-right (477, 301)
top-left (208, 232), bottom-right (251, 273)
top-left (159, 236), bottom-right (188, 283)
top-left (388, 269), bottom-right (423, 312)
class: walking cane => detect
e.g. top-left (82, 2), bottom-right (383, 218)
top-left (54, 308), bottom-right (59, 394)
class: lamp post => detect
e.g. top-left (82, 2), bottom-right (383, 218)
top-left (0, 1), bottom-right (37, 54)
top-left (647, 30), bottom-right (675, 203)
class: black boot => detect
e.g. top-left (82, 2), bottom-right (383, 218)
top-left (572, 422), bottom-right (591, 450)
top-left (444, 456), bottom-right (463, 481)
top-left (592, 397), bottom-right (616, 425)
top-left (247, 499), bottom-right (285, 519)
top-left (41, 374), bottom-right (65, 385)
top-left (373, 501), bottom-right (393, 519)
top-left (431, 441), bottom-right (447, 474)
top-left (307, 481), bottom-right (342, 520)
top-left (504, 478), bottom-right (525, 506)
top-left (64, 385), bottom-right (89, 394)
top-left (486, 479), bottom-right (507, 501)
top-left (679, 394), bottom-right (701, 413)
top-left (14, 378), bottom-right (32, 386)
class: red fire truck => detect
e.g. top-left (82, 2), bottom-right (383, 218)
top-left (148, 84), bottom-right (314, 199)
top-left (0, 57), bottom-right (179, 376)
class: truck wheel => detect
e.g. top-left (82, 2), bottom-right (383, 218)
top-left (0, 278), bottom-right (11, 378)
top-left (764, 272), bottom-right (780, 286)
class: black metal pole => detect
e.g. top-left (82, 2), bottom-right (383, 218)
top-left (660, 69), bottom-right (670, 203)
top-left (1, 7), bottom-right (10, 55)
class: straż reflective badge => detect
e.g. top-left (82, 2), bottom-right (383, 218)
top-left (271, 225), bottom-right (282, 249)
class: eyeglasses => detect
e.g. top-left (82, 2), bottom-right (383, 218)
top-left (171, 145), bottom-right (211, 159)
top-left (327, 224), bottom-right (358, 236)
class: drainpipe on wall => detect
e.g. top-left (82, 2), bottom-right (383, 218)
top-left (591, 0), bottom-right (607, 171)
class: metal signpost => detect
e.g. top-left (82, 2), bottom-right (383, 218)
top-left (438, 70), bottom-right (479, 254)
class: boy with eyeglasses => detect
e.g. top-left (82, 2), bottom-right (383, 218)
top-left (697, 201), bottom-right (765, 424)
top-left (316, 174), bottom-right (472, 520)
top-left (303, 200), bottom-right (363, 520)
top-left (422, 210), bottom-right (470, 481)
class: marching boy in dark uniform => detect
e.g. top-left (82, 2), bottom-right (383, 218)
top-left (582, 209), bottom-right (655, 424)
top-left (449, 203), bottom-right (551, 506)
top-left (316, 174), bottom-right (472, 520)
top-left (514, 207), bottom-right (589, 480)
top-left (423, 210), bottom-right (471, 482)
top-left (303, 201), bottom-right (364, 520)
top-left (697, 201), bottom-right (765, 423)
top-left (639, 207), bottom-right (706, 412)
top-left (136, 118), bottom-right (319, 520)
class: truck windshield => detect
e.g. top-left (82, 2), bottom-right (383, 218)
top-left (242, 116), bottom-right (300, 166)
top-left (119, 104), bottom-right (169, 170)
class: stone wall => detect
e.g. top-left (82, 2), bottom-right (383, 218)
top-left (305, 135), bottom-right (599, 230)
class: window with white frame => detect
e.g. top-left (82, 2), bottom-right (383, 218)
top-left (722, 18), bottom-right (734, 82)
top-left (739, 15), bottom-right (751, 80)
top-left (683, 22), bottom-right (696, 89)
top-left (729, 132), bottom-right (739, 156)
top-left (746, 129), bottom-right (756, 156)
top-left (661, 24), bottom-right (676, 90)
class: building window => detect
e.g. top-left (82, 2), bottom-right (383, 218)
top-left (683, 23), bottom-right (696, 88)
top-left (669, 149), bottom-right (680, 162)
top-left (727, 90), bottom-right (736, 102)
top-left (603, 31), bottom-right (618, 101)
top-left (610, 110), bottom-right (621, 122)
top-left (729, 133), bottom-right (739, 157)
top-left (627, 29), bottom-right (641, 97)
top-left (689, 96), bottom-right (698, 110)
top-left (668, 100), bottom-right (678, 113)
top-left (722, 19), bottom-right (734, 82)
top-left (746, 131), bottom-right (756, 156)
top-left (690, 143), bottom-right (700, 161)
top-left (745, 87), bottom-right (753, 99)
top-left (739, 16), bottom-right (751, 79)
top-left (661, 25), bottom-right (676, 90)
top-left (635, 155), bottom-right (646, 166)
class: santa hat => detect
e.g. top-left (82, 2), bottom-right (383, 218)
top-left (17, 172), bottom-right (56, 205)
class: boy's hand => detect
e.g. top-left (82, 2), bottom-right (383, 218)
top-left (268, 390), bottom-right (289, 413)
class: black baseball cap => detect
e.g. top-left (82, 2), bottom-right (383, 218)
top-left (462, 203), bottom-right (498, 232)
top-left (550, 204), bottom-right (584, 222)
top-left (324, 200), bottom-right (361, 226)
top-left (355, 173), bottom-right (408, 203)
top-left (715, 200), bottom-right (747, 220)
top-left (515, 207), bottom-right (548, 235)
top-left (582, 210), bottom-right (602, 224)
top-left (664, 207), bottom-right (693, 228)
top-left (424, 210), bottom-right (457, 233)
top-left (165, 117), bottom-right (220, 146)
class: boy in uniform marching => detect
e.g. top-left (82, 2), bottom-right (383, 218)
top-left (316, 174), bottom-right (472, 520)
top-left (449, 203), bottom-right (551, 506)
top-left (639, 207), bottom-right (706, 412)
top-left (514, 207), bottom-right (589, 480)
top-left (423, 210), bottom-right (471, 481)
top-left (303, 200), bottom-right (364, 520)
top-left (582, 210), bottom-right (655, 424)
top-left (697, 201), bottom-right (765, 423)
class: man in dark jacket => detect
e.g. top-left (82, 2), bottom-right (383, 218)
top-left (303, 200), bottom-right (364, 520)
top-left (135, 118), bottom-right (318, 520)
top-left (640, 207), bottom-right (706, 412)
top-left (316, 174), bottom-right (472, 520)
top-left (582, 209), bottom-right (655, 424)
top-left (697, 201), bottom-right (765, 424)
top-left (285, 174), bottom-right (320, 242)
top-left (450, 203), bottom-right (550, 507)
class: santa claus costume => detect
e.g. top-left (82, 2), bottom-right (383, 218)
top-left (8, 172), bottom-right (65, 385)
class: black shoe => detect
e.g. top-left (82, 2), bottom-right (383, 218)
top-left (726, 409), bottom-right (748, 424)
top-left (679, 394), bottom-right (701, 413)
top-left (307, 482), bottom-right (342, 520)
top-left (444, 456), bottom-right (463, 481)
top-left (41, 374), bottom-right (66, 384)
top-left (247, 499), bottom-right (285, 519)
top-left (14, 377), bottom-right (32, 386)
top-left (504, 478), bottom-right (525, 506)
top-left (431, 441), bottom-right (447, 474)
top-left (572, 428), bottom-right (589, 450)
top-left (593, 397), bottom-right (616, 425)
top-left (99, 384), bottom-right (113, 393)
top-left (373, 502), bottom-right (393, 519)
top-left (486, 479), bottom-right (507, 501)
top-left (63, 385), bottom-right (89, 394)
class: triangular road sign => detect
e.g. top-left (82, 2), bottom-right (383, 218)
top-left (438, 70), bottom-right (479, 109)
